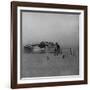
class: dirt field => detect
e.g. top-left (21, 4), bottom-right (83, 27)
top-left (21, 48), bottom-right (79, 78)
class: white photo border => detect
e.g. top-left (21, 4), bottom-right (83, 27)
top-left (17, 6), bottom-right (84, 84)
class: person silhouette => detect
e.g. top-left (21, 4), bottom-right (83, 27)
top-left (55, 42), bottom-right (60, 56)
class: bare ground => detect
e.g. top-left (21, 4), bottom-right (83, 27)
top-left (21, 49), bottom-right (79, 78)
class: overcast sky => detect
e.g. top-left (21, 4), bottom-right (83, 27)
top-left (22, 11), bottom-right (79, 48)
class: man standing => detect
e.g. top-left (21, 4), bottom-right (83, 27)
top-left (55, 42), bottom-right (61, 56)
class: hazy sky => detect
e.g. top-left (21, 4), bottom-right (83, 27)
top-left (22, 11), bottom-right (79, 48)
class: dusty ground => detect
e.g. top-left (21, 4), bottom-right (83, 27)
top-left (21, 49), bottom-right (79, 78)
